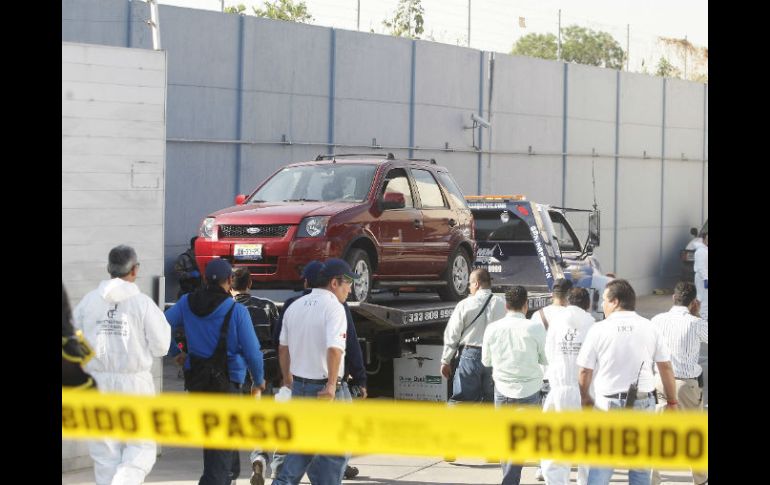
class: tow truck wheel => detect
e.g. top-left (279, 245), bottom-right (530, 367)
top-left (345, 248), bottom-right (372, 302)
top-left (437, 247), bottom-right (471, 301)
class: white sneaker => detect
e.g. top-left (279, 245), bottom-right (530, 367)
top-left (250, 455), bottom-right (267, 485)
top-left (534, 466), bottom-right (544, 481)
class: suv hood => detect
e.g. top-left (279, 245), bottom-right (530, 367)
top-left (210, 201), bottom-right (359, 225)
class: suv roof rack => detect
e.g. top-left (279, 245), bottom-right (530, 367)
top-left (407, 158), bottom-right (437, 164)
top-left (315, 153), bottom-right (395, 161)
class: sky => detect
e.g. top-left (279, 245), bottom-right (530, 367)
top-left (157, 0), bottom-right (707, 73)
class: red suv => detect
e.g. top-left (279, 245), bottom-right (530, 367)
top-left (195, 153), bottom-right (476, 302)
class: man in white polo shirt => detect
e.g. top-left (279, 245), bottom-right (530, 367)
top-left (577, 279), bottom-right (678, 485)
top-left (482, 286), bottom-right (547, 485)
top-left (272, 258), bottom-right (357, 485)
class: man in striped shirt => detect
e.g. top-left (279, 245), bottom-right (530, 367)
top-left (650, 281), bottom-right (708, 485)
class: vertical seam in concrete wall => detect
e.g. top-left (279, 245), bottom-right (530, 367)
top-left (702, 83), bottom-right (707, 224)
top-left (409, 40), bottom-right (416, 159)
top-left (476, 50), bottom-right (484, 195)
top-left (327, 29), bottom-right (336, 155)
top-left (126, 0), bottom-right (131, 47)
top-left (613, 71), bottom-right (620, 274)
top-left (561, 63), bottom-right (568, 208)
top-left (659, 78), bottom-right (666, 277)
top-left (234, 15), bottom-right (244, 195)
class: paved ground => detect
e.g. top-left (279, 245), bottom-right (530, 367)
top-left (63, 292), bottom-right (706, 484)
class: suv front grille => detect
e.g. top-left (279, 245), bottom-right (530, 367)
top-left (219, 224), bottom-right (289, 238)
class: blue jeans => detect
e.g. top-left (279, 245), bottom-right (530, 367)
top-left (200, 383), bottom-right (242, 485)
top-left (272, 380), bottom-right (347, 485)
top-left (494, 389), bottom-right (541, 485)
top-left (586, 395), bottom-right (656, 485)
top-left (449, 347), bottom-right (494, 404)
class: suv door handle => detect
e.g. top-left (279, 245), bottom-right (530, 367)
top-left (413, 219), bottom-right (423, 228)
top-left (448, 219), bottom-right (456, 227)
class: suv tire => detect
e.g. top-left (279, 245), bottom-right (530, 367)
top-left (437, 247), bottom-right (471, 301)
top-left (345, 248), bottom-right (372, 302)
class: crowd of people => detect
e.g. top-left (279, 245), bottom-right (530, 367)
top-left (63, 235), bottom-right (708, 485)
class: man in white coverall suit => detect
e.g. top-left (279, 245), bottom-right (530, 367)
top-left (540, 288), bottom-right (595, 485)
top-left (73, 245), bottom-right (171, 485)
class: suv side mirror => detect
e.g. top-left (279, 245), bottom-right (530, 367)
top-left (382, 192), bottom-right (406, 210)
top-left (235, 194), bottom-right (247, 205)
top-left (588, 210), bottom-right (600, 249)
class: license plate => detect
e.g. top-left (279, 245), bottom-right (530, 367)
top-left (233, 244), bottom-right (262, 260)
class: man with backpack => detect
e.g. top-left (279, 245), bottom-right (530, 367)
top-left (165, 258), bottom-right (265, 485)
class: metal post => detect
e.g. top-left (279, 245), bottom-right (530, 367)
top-left (684, 35), bottom-right (688, 79)
top-left (626, 24), bottom-right (630, 71)
top-left (557, 9), bottom-right (562, 61)
top-left (147, 0), bottom-right (161, 50)
top-left (221, 0), bottom-right (224, 12)
top-left (357, 0), bottom-right (360, 31)
top-left (468, 0), bottom-right (471, 47)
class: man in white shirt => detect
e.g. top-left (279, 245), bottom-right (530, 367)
top-left (693, 233), bottom-right (708, 321)
top-left (650, 281), bottom-right (708, 485)
top-left (540, 288), bottom-right (595, 485)
top-left (273, 258), bottom-right (355, 485)
top-left (73, 245), bottom-right (171, 485)
top-left (482, 286), bottom-right (547, 485)
top-left (440, 268), bottom-right (506, 404)
top-left (577, 279), bottom-right (678, 485)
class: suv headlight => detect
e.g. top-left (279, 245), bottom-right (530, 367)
top-left (200, 217), bottom-right (217, 240)
top-left (297, 216), bottom-right (330, 237)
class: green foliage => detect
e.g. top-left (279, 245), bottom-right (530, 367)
top-left (655, 57), bottom-right (680, 78)
top-left (511, 25), bottom-right (625, 70)
top-left (561, 25), bottom-right (625, 69)
top-left (382, 0), bottom-right (425, 39)
top-left (226, 0), bottom-right (313, 23)
top-left (511, 33), bottom-right (557, 60)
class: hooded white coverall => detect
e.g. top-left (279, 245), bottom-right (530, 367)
top-left (540, 305), bottom-right (595, 485)
top-left (694, 245), bottom-right (708, 321)
top-left (73, 278), bottom-right (171, 485)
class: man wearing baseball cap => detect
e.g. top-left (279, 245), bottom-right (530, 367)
top-left (273, 258), bottom-right (358, 484)
top-left (165, 258), bottom-right (265, 485)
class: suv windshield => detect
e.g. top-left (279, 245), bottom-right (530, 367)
top-left (250, 164), bottom-right (377, 203)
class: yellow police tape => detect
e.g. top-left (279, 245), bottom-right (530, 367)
top-left (62, 389), bottom-right (707, 470)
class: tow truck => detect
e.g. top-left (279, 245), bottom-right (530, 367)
top-left (349, 194), bottom-right (610, 400)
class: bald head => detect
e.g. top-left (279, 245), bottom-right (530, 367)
top-left (469, 268), bottom-right (492, 295)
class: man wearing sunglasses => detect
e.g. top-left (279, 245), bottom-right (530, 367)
top-left (273, 258), bottom-right (358, 485)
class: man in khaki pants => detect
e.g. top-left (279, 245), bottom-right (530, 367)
top-left (651, 281), bottom-right (708, 485)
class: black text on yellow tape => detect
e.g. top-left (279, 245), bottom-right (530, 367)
top-left (62, 389), bottom-right (707, 470)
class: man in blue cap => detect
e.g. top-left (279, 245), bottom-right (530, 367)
top-left (273, 258), bottom-right (359, 485)
top-left (165, 258), bottom-right (265, 485)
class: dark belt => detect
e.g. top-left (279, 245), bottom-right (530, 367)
top-left (676, 374), bottom-right (704, 387)
top-left (604, 391), bottom-right (655, 400)
top-left (460, 344), bottom-right (482, 350)
top-left (293, 375), bottom-right (341, 385)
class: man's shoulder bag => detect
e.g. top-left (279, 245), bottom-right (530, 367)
top-left (448, 294), bottom-right (494, 378)
top-left (184, 302), bottom-right (236, 393)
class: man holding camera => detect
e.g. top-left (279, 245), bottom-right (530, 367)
top-left (576, 279), bottom-right (678, 485)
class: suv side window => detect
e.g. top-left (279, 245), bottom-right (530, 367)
top-left (437, 172), bottom-right (469, 209)
top-left (382, 168), bottom-right (415, 208)
top-left (412, 169), bottom-right (447, 208)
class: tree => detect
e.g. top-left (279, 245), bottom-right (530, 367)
top-left (382, 0), bottom-right (425, 39)
top-left (511, 33), bottom-right (557, 60)
top-left (658, 37), bottom-right (707, 82)
top-left (510, 25), bottom-right (625, 70)
top-left (561, 26), bottom-right (625, 69)
top-left (225, 0), bottom-right (313, 23)
top-left (655, 57), bottom-right (681, 78)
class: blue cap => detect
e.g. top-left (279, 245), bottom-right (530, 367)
top-left (205, 258), bottom-right (233, 283)
top-left (301, 260), bottom-right (324, 285)
top-left (320, 258), bottom-right (360, 280)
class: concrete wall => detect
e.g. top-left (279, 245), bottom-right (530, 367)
top-left (61, 0), bottom-right (707, 298)
top-left (61, 41), bottom-right (167, 471)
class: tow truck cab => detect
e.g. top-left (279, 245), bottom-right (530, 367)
top-left (466, 194), bottom-right (611, 319)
